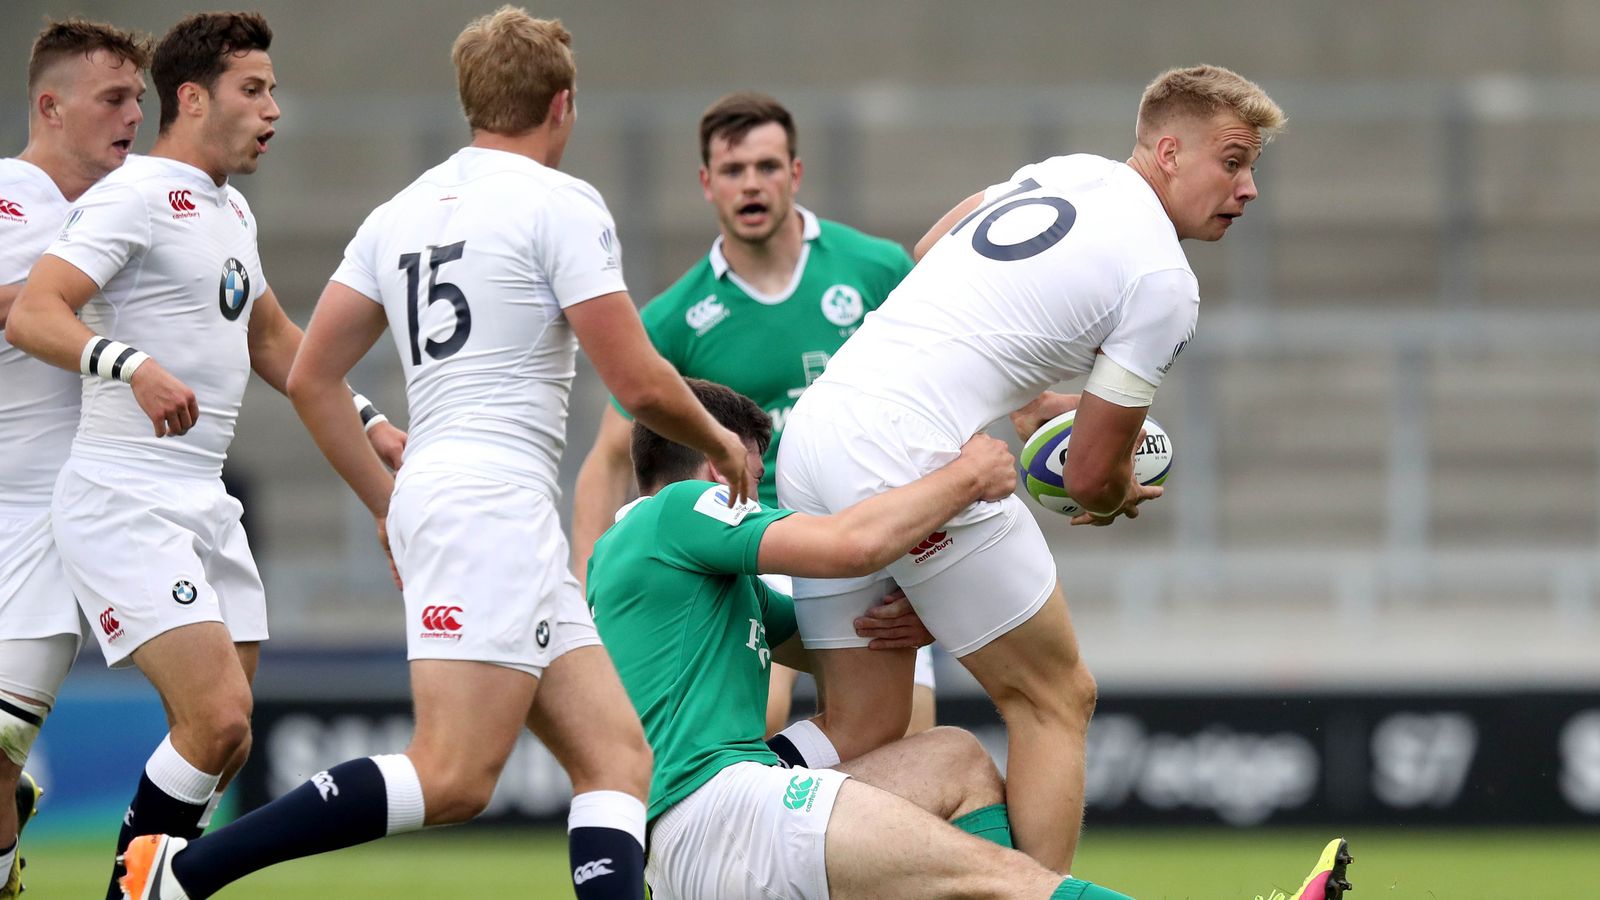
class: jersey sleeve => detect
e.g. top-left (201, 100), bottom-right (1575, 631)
top-left (1098, 267), bottom-right (1200, 387)
top-left (329, 205), bottom-right (385, 303)
top-left (754, 578), bottom-right (798, 647)
top-left (656, 482), bottom-right (796, 575)
top-left (537, 182), bottom-right (629, 309)
top-left (42, 182), bottom-right (150, 288)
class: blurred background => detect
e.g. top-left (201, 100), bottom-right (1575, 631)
top-left (4, 0), bottom-right (1599, 895)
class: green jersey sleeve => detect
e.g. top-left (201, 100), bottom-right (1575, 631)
top-left (655, 481), bottom-right (795, 575)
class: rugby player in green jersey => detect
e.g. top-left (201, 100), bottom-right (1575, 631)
top-left (571, 92), bottom-right (936, 740)
top-left (587, 379), bottom-right (1354, 900)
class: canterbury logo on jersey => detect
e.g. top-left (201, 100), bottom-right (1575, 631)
top-left (169, 189), bottom-right (199, 219)
top-left (573, 859), bottom-right (615, 884)
top-left (0, 198), bottom-right (24, 220)
top-left (420, 605), bottom-right (464, 635)
top-left (909, 531), bottom-right (952, 563)
top-left (685, 295), bottom-right (729, 336)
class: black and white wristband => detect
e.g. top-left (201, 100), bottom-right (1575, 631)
top-left (349, 389), bottom-right (389, 433)
top-left (79, 335), bottom-right (150, 384)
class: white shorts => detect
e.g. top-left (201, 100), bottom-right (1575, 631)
top-left (761, 572), bottom-right (936, 690)
top-left (646, 761), bottom-right (849, 900)
top-left (776, 386), bottom-right (1056, 657)
top-left (0, 504), bottom-right (83, 642)
top-left (387, 467), bottom-right (599, 678)
top-left (52, 458), bottom-right (268, 668)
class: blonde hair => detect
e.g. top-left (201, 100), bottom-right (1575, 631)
top-left (452, 6), bottom-right (574, 135)
top-left (1137, 65), bottom-right (1285, 143)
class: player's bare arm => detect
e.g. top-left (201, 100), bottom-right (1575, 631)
top-left (7, 254), bottom-right (198, 437)
top-left (913, 190), bottom-right (984, 262)
top-left (1062, 390), bottom-right (1163, 526)
top-left (567, 290), bottom-right (754, 504)
top-left (1010, 390), bottom-right (1081, 442)
top-left (758, 433), bottom-right (1015, 577)
top-left (0, 283), bottom-right (21, 328)
top-left (570, 404), bottom-right (636, 583)
top-left (249, 284), bottom-right (407, 470)
top-left (285, 281), bottom-right (398, 521)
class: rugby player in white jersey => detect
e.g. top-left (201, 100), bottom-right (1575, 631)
top-left (4, 13), bottom-right (405, 900)
top-left (0, 22), bottom-right (150, 897)
top-left (115, 9), bottom-right (751, 900)
top-left (774, 65), bottom-right (1285, 870)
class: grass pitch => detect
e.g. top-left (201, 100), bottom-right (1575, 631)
top-left (24, 826), bottom-right (1598, 898)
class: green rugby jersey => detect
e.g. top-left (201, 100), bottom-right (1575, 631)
top-left (586, 479), bottom-right (798, 821)
top-left (614, 207), bottom-right (914, 505)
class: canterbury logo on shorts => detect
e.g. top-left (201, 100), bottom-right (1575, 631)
top-left (782, 774), bottom-right (816, 811)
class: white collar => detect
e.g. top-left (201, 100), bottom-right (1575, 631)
top-left (707, 204), bottom-right (821, 281)
top-left (614, 496), bottom-right (649, 524)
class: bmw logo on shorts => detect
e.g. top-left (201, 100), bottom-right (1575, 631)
top-left (536, 620), bottom-right (550, 648)
top-left (172, 580), bottom-right (198, 605)
top-left (218, 258), bottom-right (250, 321)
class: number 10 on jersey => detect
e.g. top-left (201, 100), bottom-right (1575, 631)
top-left (400, 240), bottom-right (472, 365)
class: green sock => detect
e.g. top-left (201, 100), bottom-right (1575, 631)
top-left (1050, 877), bottom-right (1136, 900)
top-left (950, 803), bottom-right (1013, 848)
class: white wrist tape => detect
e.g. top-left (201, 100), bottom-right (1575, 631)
top-left (80, 335), bottom-right (150, 383)
top-left (351, 391), bottom-right (389, 433)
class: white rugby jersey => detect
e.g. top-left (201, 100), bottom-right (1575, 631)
top-left (0, 159), bottom-right (82, 505)
top-left (331, 147), bottom-right (627, 494)
top-left (815, 154), bottom-right (1199, 441)
top-left (44, 154), bottom-right (266, 477)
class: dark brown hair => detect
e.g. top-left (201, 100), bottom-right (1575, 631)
top-left (633, 379), bottom-right (772, 492)
top-left (152, 11), bottom-right (273, 131)
top-left (28, 18), bottom-right (151, 93)
top-left (698, 91), bottom-right (796, 166)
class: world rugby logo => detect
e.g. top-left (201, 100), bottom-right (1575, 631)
top-left (218, 258), bottom-right (250, 321)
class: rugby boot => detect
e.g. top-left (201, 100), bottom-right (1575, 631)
top-left (1, 772), bottom-right (43, 898)
top-left (1256, 837), bottom-right (1353, 900)
top-left (118, 835), bottom-right (189, 900)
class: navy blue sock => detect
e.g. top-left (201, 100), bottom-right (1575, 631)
top-left (171, 758), bottom-right (389, 899)
top-left (570, 826), bottom-right (645, 900)
top-left (104, 775), bottom-right (209, 900)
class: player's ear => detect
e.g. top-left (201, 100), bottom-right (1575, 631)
top-left (548, 89), bottom-right (571, 129)
top-left (35, 90), bottom-right (60, 127)
top-left (177, 81), bottom-right (207, 121)
top-left (790, 156), bottom-right (803, 190)
top-left (699, 165), bottom-right (713, 201)
top-left (1156, 134), bottom-right (1181, 175)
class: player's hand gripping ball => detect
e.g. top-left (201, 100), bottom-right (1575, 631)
top-left (1020, 409), bottom-right (1173, 516)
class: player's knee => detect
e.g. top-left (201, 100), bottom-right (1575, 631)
top-left (567, 723), bottom-right (653, 798)
top-left (924, 726), bottom-right (1003, 793)
top-left (416, 764), bottom-right (499, 825)
top-left (991, 657), bottom-right (1096, 728)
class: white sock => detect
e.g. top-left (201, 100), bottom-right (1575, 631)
top-left (0, 841), bottom-right (16, 880)
top-left (146, 734), bottom-right (220, 805)
top-left (372, 754), bottom-right (426, 835)
top-left (568, 790), bottom-right (646, 850)
top-left (775, 719), bottom-right (840, 769)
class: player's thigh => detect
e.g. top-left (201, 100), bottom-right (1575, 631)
top-left (958, 582), bottom-right (1092, 716)
top-left (525, 644), bottom-right (649, 794)
top-left (0, 634), bottom-right (79, 767)
top-left (389, 468), bottom-right (588, 676)
top-left (0, 505), bottom-right (83, 646)
top-left (825, 779), bottom-right (1060, 900)
top-left (409, 658), bottom-right (536, 778)
top-left (130, 621), bottom-right (252, 721)
top-left (646, 762), bottom-right (847, 900)
top-left (894, 496), bottom-right (1057, 658)
top-left (51, 462), bottom-right (235, 668)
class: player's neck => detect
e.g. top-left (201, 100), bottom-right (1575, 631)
top-left (1125, 151), bottom-right (1177, 229)
top-left (720, 210), bottom-right (804, 294)
top-left (470, 130), bottom-right (559, 168)
top-left (150, 133), bottom-right (227, 186)
top-left (16, 138), bottom-right (100, 202)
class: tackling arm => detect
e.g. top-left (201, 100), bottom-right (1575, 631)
top-left (757, 434), bottom-right (1016, 578)
top-left (0, 284), bottom-right (20, 329)
top-left (568, 291), bottom-right (753, 504)
top-left (570, 404), bottom-right (637, 584)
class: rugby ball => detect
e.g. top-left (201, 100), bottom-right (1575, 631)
top-left (1020, 409), bottom-right (1172, 516)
